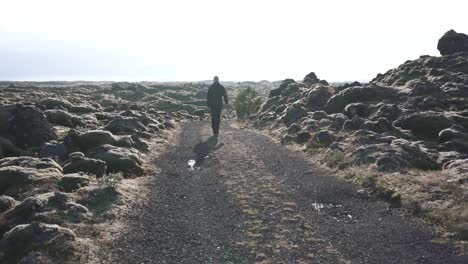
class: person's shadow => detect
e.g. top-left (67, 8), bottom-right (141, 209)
top-left (193, 135), bottom-right (224, 167)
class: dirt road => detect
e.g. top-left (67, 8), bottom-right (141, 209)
top-left (109, 120), bottom-right (467, 264)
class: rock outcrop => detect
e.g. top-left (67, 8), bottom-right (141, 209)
top-left (59, 173), bottom-right (91, 192)
top-left (0, 195), bottom-right (16, 213)
top-left (252, 41), bottom-right (468, 240)
top-left (45, 109), bottom-right (82, 127)
top-left (437, 29), bottom-right (468, 55)
top-left (0, 157), bottom-right (63, 199)
top-left (255, 43), bottom-right (468, 176)
top-left (65, 130), bottom-right (133, 152)
top-left (88, 144), bottom-right (143, 176)
top-left (0, 192), bottom-right (88, 236)
top-left (0, 104), bottom-right (57, 149)
top-left (0, 222), bottom-right (77, 264)
top-left (63, 152), bottom-right (107, 177)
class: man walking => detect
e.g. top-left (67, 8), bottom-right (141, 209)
top-left (206, 76), bottom-right (228, 136)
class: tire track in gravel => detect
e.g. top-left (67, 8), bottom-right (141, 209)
top-left (213, 125), bottom-right (350, 264)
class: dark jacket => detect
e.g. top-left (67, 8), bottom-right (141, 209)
top-left (207, 82), bottom-right (228, 109)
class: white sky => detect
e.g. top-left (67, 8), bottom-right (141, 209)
top-left (1, 0), bottom-right (467, 82)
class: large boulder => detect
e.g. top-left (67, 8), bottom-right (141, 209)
top-left (77, 186), bottom-right (119, 208)
top-left (0, 157), bottom-right (63, 198)
top-left (0, 222), bottom-right (76, 264)
top-left (437, 30), bottom-right (468, 56)
top-left (63, 152), bottom-right (107, 178)
top-left (0, 166), bottom-right (57, 195)
top-left (0, 156), bottom-right (62, 171)
top-left (39, 98), bottom-right (74, 110)
top-left (45, 109), bottom-right (82, 127)
top-left (0, 192), bottom-right (70, 234)
top-left (446, 159), bottom-right (468, 184)
top-left (352, 144), bottom-right (392, 167)
top-left (66, 130), bottom-right (133, 152)
top-left (440, 140), bottom-right (468, 154)
top-left (87, 144), bottom-right (143, 176)
top-left (305, 85), bottom-right (335, 111)
top-left (0, 105), bottom-right (57, 149)
top-left (303, 72), bottom-right (321, 85)
top-left (351, 139), bottom-right (439, 171)
top-left (325, 85), bottom-right (399, 114)
top-left (281, 82), bottom-right (303, 97)
top-left (439, 126), bottom-right (468, 142)
top-left (438, 126), bottom-right (468, 153)
top-left (391, 139), bottom-right (439, 170)
top-left (59, 174), bottom-right (91, 192)
top-left (394, 111), bottom-right (456, 139)
top-left (0, 195), bottom-right (16, 213)
top-left (103, 116), bottom-right (148, 134)
top-left (280, 103), bottom-right (308, 126)
top-left (329, 113), bottom-right (349, 130)
top-left (344, 103), bottom-right (369, 118)
top-left (0, 192), bottom-right (89, 237)
top-left (287, 123), bottom-right (302, 134)
top-left (269, 79), bottom-right (296, 97)
top-left (258, 97), bottom-right (282, 114)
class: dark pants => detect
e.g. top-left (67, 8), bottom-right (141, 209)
top-left (210, 107), bottom-right (222, 134)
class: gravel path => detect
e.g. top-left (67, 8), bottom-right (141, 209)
top-left (110, 120), bottom-right (467, 264)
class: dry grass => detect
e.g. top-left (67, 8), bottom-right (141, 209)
top-left (332, 165), bottom-right (468, 250)
top-left (321, 149), bottom-right (353, 169)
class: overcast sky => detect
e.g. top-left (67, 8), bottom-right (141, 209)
top-left (1, 0), bottom-right (467, 82)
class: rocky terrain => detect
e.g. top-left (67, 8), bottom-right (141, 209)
top-left (254, 30), bottom-right (468, 243)
top-left (1, 29), bottom-right (467, 262)
top-left (0, 80), bottom-right (274, 263)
